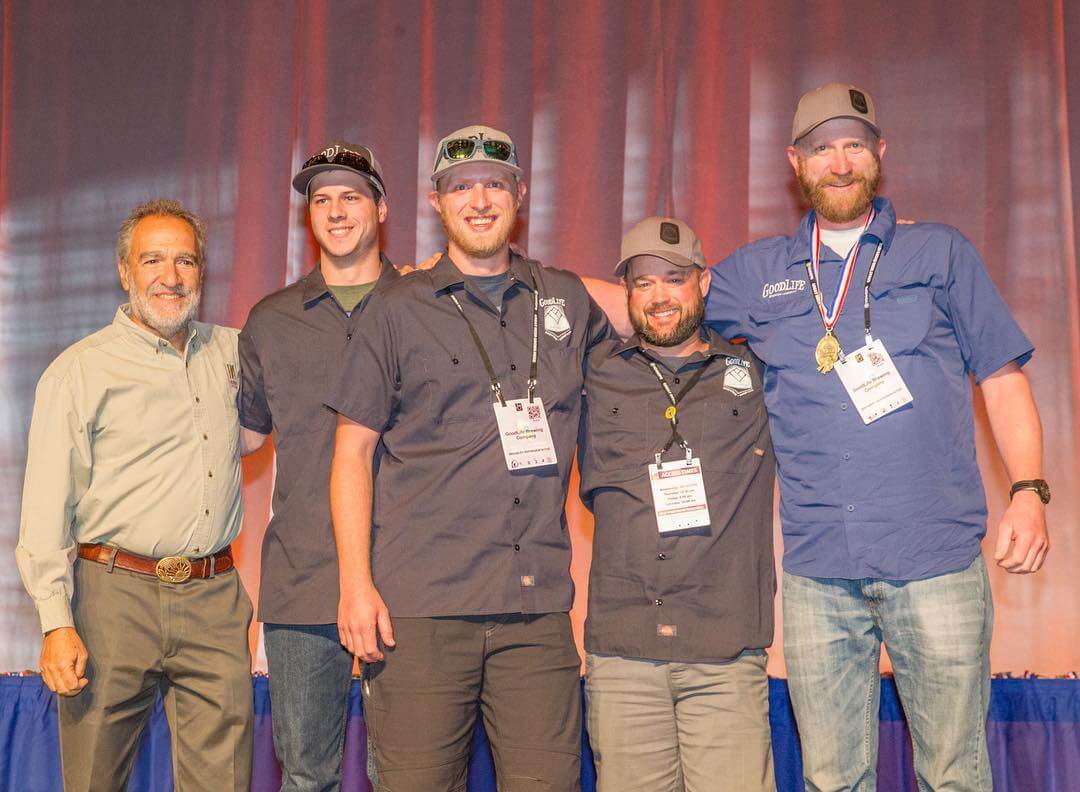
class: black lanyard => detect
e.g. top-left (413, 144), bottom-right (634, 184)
top-left (448, 273), bottom-right (539, 406)
top-left (803, 242), bottom-right (884, 350)
top-left (639, 352), bottom-right (716, 460)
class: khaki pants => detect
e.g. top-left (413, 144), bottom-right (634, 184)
top-left (585, 651), bottom-right (775, 792)
top-left (58, 559), bottom-right (254, 791)
top-left (363, 613), bottom-right (582, 792)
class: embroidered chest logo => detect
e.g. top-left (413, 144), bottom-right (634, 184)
top-left (541, 296), bottom-right (571, 341)
top-left (762, 278), bottom-right (807, 299)
top-left (722, 356), bottom-right (753, 396)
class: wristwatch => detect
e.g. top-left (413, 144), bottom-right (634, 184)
top-left (1009, 479), bottom-right (1050, 504)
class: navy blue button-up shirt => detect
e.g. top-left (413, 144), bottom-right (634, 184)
top-left (706, 198), bottom-right (1033, 580)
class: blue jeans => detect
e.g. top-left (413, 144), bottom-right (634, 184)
top-left (782, 555), bottom-right (993, 792)
top-left (264, 623), bottom-right (355, 792)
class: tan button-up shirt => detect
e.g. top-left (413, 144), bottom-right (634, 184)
top-left (16, 306), bottom-right (243, 633)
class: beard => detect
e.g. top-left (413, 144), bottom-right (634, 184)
top-left (630, 290), bottom-right (705, 348)
top-left (798, 155), bottom-right (881, 224)
top-left (440, 203), bottom-right (518, 259)
top-left (127, 277), bottom-right (201, 341)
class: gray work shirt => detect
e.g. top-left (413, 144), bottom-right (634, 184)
top-left (327, 252), bottom-right (609, 617)
top-left (238, 256), bottom-right (399, 624)
top-left (580, 327), bottom-right (776, 663)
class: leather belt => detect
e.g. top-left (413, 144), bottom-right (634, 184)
top-left (77, 543), bottom-right (234, 584)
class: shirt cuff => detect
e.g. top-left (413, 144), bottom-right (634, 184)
top-left (36, 592), bottom-right (74, 635)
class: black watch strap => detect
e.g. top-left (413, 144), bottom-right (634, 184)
top-left (1009, 479), bottom-right (1050, 504)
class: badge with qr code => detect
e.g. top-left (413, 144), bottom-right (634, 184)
top-left (493, 397), bottom-right (558, 470)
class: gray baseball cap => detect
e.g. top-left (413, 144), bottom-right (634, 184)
top-left (431, 125), bottom-right (523, 185)
top-left (791, 82), bottom-right (880, 144)
top-left (614, 217), bottom-right (706, 277)
top-left (292, 141), bottom-right (387, 199)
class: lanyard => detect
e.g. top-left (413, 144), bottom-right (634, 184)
top-left (448, 273), bottom-right (539, 406)
top-left (639, 352), bottom-right (716, 461)
top-left (804, 225), bottom-right (885, 350)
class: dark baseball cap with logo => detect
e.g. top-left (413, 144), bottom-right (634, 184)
top-left (292, 141), bottom-right (387, 199)
top-left (614, 216), bottom-right (706, 277)
top-left (791, 82), bottom-right (880, 144)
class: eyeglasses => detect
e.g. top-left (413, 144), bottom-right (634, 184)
top-left (434, 138), bottom-right (515, 171)
top-left (302, 146), bottom-right (377, 176)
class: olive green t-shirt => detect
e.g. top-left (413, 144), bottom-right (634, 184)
top-left (328, 282), bottom-right (376, 313)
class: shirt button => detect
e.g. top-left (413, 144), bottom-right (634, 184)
top-left (657, 552), bottom-right (667, 560)
top-left (346, 332), bottom-right (353, 341)
top-left (732, 408), bottom-right (739, 416)
top-left (654, 598), bottom-right (664, 606)
top-left (452, 357), bottom-right (460, 365)
top-left (847, 504), bottom-right (855, 512)
top-left (501, 320), bottom-right (507, 327)
top-left (514, 544), bottom-right (521, 551)
top-left (673, 377), bottom-right (681, 384)
top-left (840, 403), bottom-right (848, 411)
top-left (202, 434), bottom-right (208, 440)
top-left (193, 547), bottom-right (200, 553)
top-left (510, 363), bottom-right (517, 371)
top-left (205, 509), bottom-right (210, 516)
top-left (610, 407), bottom-right (619, 415)
top-left (513, 497), bottom-right (521, 505)
top-left (208, 471), bottom-right (213, 478)
top-left (843, 452), bottom-right (851, 461)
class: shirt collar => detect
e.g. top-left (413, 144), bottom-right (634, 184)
top-left (429, 249), bottom-right (538, 295)
top-left (114, 304), bottom-right (198, 356)
top-left (787, 196), bottom-right (897, 269)
top-left (610, 325), bottom-right (729, 362)
top-left (301, 253), bottom-right (399, 307)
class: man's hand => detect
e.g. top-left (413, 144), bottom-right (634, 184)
top-left (993, 491), bottom-right (1049, 573)
top-left (40, 627), bottom-right (89, 696)
top-left (397, 252), bottom-right (441, 276)
top-left (338, 582), bottom-right (395, 662)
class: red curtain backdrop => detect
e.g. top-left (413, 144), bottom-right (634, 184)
top-left (2, 0), bottom-right (1078, 676)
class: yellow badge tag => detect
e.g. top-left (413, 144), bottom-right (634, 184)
top-left (664, 405), bottom-right (677, 420)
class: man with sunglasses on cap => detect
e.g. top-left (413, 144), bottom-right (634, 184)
top-left (18, 199), bottom-right (254, 791)
top-left (238, 141), bottom-right (398, 791)
top-left (580, 217), bottom-right (776, 791)
top-left (327, 124), bottom-right (609, 791)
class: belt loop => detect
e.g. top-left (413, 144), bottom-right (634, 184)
top-left (106, 547), bottom-right (118, 574)
top-left (209, 554), bottom-right (217, 579)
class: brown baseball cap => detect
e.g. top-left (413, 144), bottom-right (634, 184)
top-left (614, 217), bottom-right (706, 277)
top-left (791, 82), bottom-right (880, 144)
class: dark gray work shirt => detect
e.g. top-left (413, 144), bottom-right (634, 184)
top-left (327, 252), bottom-right (609, 617)
top-left (238, 256), bottom-right (399, 624)
top-left (580, 328), bottom-right (776, 663)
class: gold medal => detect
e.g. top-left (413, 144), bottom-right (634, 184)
top-left (664, 405), bottom-right (678, 420)
top-left (815, 332), bottom-right (842, 373)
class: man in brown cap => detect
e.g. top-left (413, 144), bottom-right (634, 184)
top-left (580, 217), bottom-right (776, 791)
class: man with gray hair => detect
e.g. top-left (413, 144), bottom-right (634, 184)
top-left (17, 199), bottom-right (255, 791)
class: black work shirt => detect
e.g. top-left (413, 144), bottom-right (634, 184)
top-left (238, 256), bottom-right (399, 624)
top-left (327, 252), bottom-right (609, 617)
top-left (580, 327), bottom-right (776, 663)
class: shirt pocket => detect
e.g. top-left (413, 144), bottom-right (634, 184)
top-left (538, 345), bottom-right (584, 414)
top-left (746, 296), bottom-right (817, 369)
top-left (586, 391), bottom-right (655, 472)
top-left (421, 349), bottom-right (495, 441)
top-left (867, 276), bottom-right (934, 355)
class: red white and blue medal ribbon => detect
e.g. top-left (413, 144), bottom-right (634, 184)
top-left (806, 208), bottom-right (875, 333)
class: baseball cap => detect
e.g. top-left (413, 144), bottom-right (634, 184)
top-left (614, 217), bottom-right (706, 277)
top-left (791, 82), bottom-right (880, 144)
top-left (292, 141), bottom-right (387, 199)
top-left (431, 125), bottom-right (523, 185)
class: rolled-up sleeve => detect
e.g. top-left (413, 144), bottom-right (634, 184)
top-left (325, 299), bottom-right (397, 432)
top-left (16, 370), bottom-right (91, 634)
top-left (945, 234), bottom-right (1034, 382)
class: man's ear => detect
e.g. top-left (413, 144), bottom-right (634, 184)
top-left (117, 259), bottom-right (129, 291)
top-left (427, 190), bottom-right (442, 213)
top-left (785, 145), bottom-right (801, 177)
top-left (377, 198), bottom-right (389, 223)
top-left (698, 267), bottom-right (711, 297)
top-left (517, 179), bottom-right (528, 203)
top-left (876, 136), bottom-right (887, 160)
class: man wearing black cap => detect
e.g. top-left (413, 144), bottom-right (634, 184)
top-left (581, 217), bottom-right (776, 792)
top-left (328, 124), bottom-right (609, 791)
top-left (238, 141), bottom-right (398, 791)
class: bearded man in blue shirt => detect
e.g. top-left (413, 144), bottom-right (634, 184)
top-left (703, 82), bottom-right (1050, 792)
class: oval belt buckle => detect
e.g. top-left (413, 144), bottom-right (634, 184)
top-left (155, 555), bottom-right (193, 583)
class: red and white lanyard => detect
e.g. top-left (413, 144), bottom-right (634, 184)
top-left (804, 209), bottom-right (875, 333)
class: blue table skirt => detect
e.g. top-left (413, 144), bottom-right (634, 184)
top-left (2, 676), bottom-right (1077, 791)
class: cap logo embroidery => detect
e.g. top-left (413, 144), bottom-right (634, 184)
top-left (659, 221), bottom-right (680, 245)
top-left (849, 90), bottom-right (868, 114)
top-left (541, 296), bottom-right (571, 341)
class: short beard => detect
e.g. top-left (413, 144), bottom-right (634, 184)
top-left (630, 291), bottom-right (705, 348)
top-left (440, 203), bottom-right (517, 259)
top-left (127, 278), bottom-right (201, 341)
top-left (798, 155), bottom-right (881, 224)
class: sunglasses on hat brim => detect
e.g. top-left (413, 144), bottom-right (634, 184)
top-left (434, 138), bottom-right (515, 172)
top-left (301, 148), bottom-right (384, 192)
